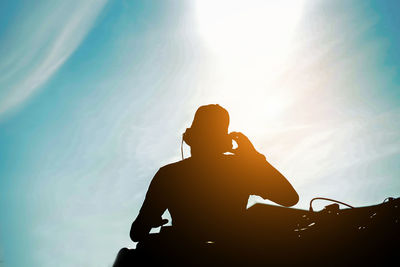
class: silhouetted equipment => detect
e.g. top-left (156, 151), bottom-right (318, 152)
top-left (114, 197), bottom-right (400, 266)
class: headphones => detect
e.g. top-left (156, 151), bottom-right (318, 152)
top-left (183, 127), bottom-right (199, 146)
top-left (181, 128), bottom-right (191, 159)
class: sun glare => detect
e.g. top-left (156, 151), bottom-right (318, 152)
top-left (193, 0), bottom-right (305, 135)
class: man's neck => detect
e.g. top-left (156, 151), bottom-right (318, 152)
top-left (190, 148), bottom-right (223, 160)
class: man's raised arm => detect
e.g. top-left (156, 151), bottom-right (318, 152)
top-left (229, 132), bottom-right (299, 207)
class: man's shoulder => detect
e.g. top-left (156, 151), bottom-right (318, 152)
top-left (158, 158), bottom-right (192, 173)
top-left (157, 154), bottom-right (243, 173)
top-left (160, 155), bottom-right (240, 165)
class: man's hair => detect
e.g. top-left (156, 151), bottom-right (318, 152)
top-left (190, 104), bottom-right (229, 132)
top-left (183, 104), bottom-right (231, 150)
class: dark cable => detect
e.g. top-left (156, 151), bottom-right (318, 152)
top-left (309, 197), bottom-right (354, 212)
top-left (383, 197), bottom-right (394, 203)
top-left (181, 136), bottom-right (185, 160)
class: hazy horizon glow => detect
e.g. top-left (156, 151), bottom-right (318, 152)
top-left (1, 1), bottom-right (400, 266)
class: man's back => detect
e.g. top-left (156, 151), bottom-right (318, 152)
top-left (133, 151), bottom-right (299, 243)
top-left (159, 155), bottom-right (252, 239)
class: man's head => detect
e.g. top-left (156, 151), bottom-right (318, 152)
top-left (183, 104), bottom-right (232, 156)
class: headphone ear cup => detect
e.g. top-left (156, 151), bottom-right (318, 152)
top-left (182, 128), bottom-right (192, 146)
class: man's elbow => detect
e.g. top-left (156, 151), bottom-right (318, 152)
top-left (130, 227), bottom-right (149, 242)
top-left (281, 191), bottom-right (299, 207)
top-left (130, 221), bottom-right (144, 242)
top-left (130, 233), bottom-right (143, 243)
top-left (130, 229), bottom-right (140, 242)
top-left (271, 191), bottom-right (299, 207)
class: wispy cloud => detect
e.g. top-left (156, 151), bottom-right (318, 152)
top-left (0, 0), bottom-right (108, 118)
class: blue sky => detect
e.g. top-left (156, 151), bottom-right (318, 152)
top-left (1, 0), bottom-right (400, 266)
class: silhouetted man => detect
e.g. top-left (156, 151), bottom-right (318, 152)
top-left (130, 104), bottom-right (299, 244)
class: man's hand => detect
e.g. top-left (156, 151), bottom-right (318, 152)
top-left (151, 217), bottom-right (169, 228)
top-left (130, 217), bottom-right (169, 242)
top-left (228, 132), bottom-right (265, 160)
